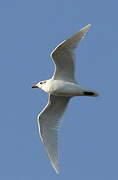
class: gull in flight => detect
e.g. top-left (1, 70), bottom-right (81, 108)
top-left (32, 24), bottom-right (99, 174)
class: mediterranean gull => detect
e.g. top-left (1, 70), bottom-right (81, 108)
top-left (32, 24), bottom-right (99, 174)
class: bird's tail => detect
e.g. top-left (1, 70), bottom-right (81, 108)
top-left (82, 90), bottom-right (99, 97)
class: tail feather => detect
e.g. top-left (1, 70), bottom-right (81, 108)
top-left (83, 91), bottom-right (99, 97)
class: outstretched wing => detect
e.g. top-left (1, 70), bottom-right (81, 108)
top-left (50, 24), bottom-right (91, 82)
top-left (37, 95), bottom-right (70, 174)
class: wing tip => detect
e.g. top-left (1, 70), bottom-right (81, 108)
top-left (80, 24), bottom-right (92, 33)
top-left (55, 167), bottom-right (60, 174)
top-left (50, 157), bottom-right (60, 174)
top-left (54, 164), bottom-right (60, 174)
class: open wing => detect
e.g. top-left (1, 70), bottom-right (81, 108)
top-left (37, 95), bottom-right (70, 174)
top-left (50, 24), bottom-right (91, 82)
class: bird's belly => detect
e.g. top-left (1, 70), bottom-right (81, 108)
top-left (49, 80), bottom-right (82, 97)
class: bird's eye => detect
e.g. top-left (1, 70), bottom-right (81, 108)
top-left (40, 81), bottom-right (46, 85)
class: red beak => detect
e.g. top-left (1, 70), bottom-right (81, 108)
top-left (32, 85), bottom-right (38, 88)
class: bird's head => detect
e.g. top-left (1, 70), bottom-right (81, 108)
top-left (32, 80), bottom-right (47, 89)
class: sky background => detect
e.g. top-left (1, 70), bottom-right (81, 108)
top-left (0, 0), bottom-right (118, 179)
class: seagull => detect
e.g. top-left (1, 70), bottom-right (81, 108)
top-left (32, 24), bottom-right (99, 174)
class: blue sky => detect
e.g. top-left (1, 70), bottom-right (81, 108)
top-left (0, 0), bottom-right (118, 179)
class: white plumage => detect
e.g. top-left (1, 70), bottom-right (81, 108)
top-left (32, 24), bottom-right (99, 174)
